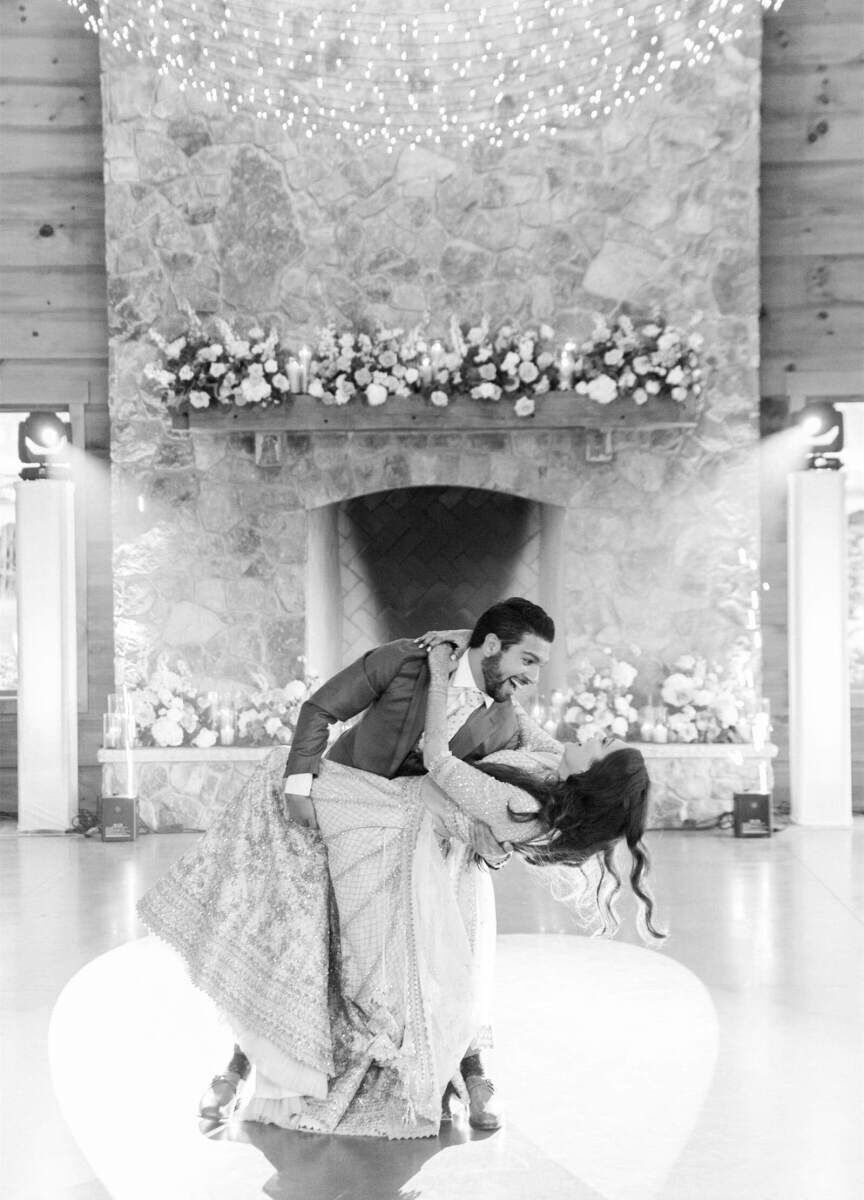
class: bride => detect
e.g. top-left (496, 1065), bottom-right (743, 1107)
top-left (138, 643), bottom-right (663, 1139)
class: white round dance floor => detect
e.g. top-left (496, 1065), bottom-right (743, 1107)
top-left (49, 934), bottom-right (717, 1200)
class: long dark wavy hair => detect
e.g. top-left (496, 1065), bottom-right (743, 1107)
top-left (476, 748), bottom-right (665, 941)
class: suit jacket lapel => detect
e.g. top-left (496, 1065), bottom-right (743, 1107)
top-left (449, 700), bottom-right (514, 760)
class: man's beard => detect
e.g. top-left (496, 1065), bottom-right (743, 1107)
top-left (481, 652), bottom-right (515, 702)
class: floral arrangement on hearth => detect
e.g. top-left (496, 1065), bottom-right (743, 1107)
top-left (654, 654), bottom-right (756, 744)
top-left (554, 649), bottom-right (757, 744)
top-left (144, 311), bottom-right (704, 419)
top-left (556, 651), bottom-right (641, 743)
top-left (125, 656), bottom-right (318, 749)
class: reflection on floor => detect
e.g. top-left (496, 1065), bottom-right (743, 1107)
top-left (1, 819), bottom-right (863, 1200)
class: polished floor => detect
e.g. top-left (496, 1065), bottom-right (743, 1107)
top-left (1, 818), bottom-right (863, 1200)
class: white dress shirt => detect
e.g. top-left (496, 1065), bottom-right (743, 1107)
top-left (284, 652), bottom-right (491, 796)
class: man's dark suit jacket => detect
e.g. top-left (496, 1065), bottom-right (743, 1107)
top-left (283, 639), bottom-right (523, 780)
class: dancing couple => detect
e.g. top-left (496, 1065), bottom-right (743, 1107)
top-left (139, 597), bottom-right (663, 1139)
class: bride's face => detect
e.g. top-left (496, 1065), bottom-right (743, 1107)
top-left (557, 735), bottom-right (626, 779)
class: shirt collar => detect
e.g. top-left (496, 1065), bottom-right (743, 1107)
top-left (451, 652), bottom-right (493, 707)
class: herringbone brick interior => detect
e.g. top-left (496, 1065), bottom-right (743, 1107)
top-left (339, 487), bottom-right (540, 661)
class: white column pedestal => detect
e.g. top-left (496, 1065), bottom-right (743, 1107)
top-left (787, 470), bottom-right (852, 826)
top-left (15, 479), bottom-right (78, 831)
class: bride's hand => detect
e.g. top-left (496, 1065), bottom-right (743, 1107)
top-left (414, 628), bottom-right (471, 658)
top-left (426, 642), bottom-right (455, 681)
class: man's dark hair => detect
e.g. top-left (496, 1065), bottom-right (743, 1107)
top-left (468, 596), bottom-right (555, 649)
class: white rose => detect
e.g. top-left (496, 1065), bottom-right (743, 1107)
top-left (716, 699), bottom-right (739, 728)
top-left (518, 338), bottom-right (534, 361)
top-left (467, 325), bottom-right (485, 344)
top-left (575, 381), bottom-right (589, 395)
top-left (265, 716), bottom-right (283, 737)
top-left (514, 396), bottom-right (535, 417)
top-left (577, 691), bottom-right (596, 710)
top-left (537, 351), bottom-right (554, 370)
top-left (671, 386), bottom-right (688, 401)
top-left (633, 388), bottom-right (648, 405)
top-left (539, 323), bottom-right (554, 341)
top-left (604, 347), bottom-right (624, 366)
top-left (502, 351), bottom-right (520, 374)
top-left (178, 364), bottom-right (194, 381)
top-left (189, 390), bottom-right (210, 409)
top-left (611, 660), bottom-right (638, 689)
top-left (307, 378), bottom-right (325, 398)
top-left (264, 358), bottom-right (278, 374)
top-left (430, 390), bottom-right (449, 407)
top-left (657, 331), bottom-right (679, 353)
top-left (633, 356), bottom-right (651, 375)
top-left (518, 360), bottom-right (539, 383)
top-left (443, 352), bottom-right (461, 371)
top-left (240, 377), bottom-right (271, 404)
top-left (366, 382), bottom-right (388, 406)
top-left (611, 715), bottom-right (629, 738)
top-left (645, 379), bottom-right (661, 394)
top-left (586, 374), bottom-right (618, 404)
top-left (209, 362), bottom-right (228, 378)
top-left (666, 365), bottom-right (685, 385)
top-left (661, 673), bottom-right (694, 708)
top-left (379, 350), bottom-right (397, 368)
top-left (151, 717), bottom-right (184, 747)
top-left (354, 366), bottom-right (372, 387)
top-left (164, 336), bottom-right (186, 360)
top-left (641, 324), bottom-right (661, 338)
top-left (479, 362), bottom-right (498, 381)
top-left (192, 727), bottom-right (218, 748)
top-left (576, 721), bottom-right (601, 744)
top-left (404, 367), bottom-right (419, 384)
top-left (272, 373), bottom-right (290, 392)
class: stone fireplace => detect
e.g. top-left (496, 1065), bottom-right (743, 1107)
top-left (308, 484), bottom-right (563, 684)
top-left (99, 6), bottom-right (769, 827)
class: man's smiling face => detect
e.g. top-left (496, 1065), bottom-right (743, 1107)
top-left (480, 632), bottom-right (551, 701)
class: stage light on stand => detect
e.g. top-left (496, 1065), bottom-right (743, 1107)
top-left (794, 401), bottom-right (844, 471)
top-left (17, 412), bottom-right (71, 480)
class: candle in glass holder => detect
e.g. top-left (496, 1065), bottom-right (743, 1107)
top-left (420, 356), bottom-right (433, 386)
top-left (430, 341), bottom-right (444, 369)
top-left (103, 714), bottom-right (122, 749)
top-left (652, 723), bottom-right (668, 744)
top-left (639, 718), bottom-right (655, 742)
top-left (218, 708), bottom-right (235, 746)
top-left (287, 358), bottom-right (302, 393)
top-left (298, 345), bottom-right (312, 392)
top-left (559, 343), bottom-right (576, 390)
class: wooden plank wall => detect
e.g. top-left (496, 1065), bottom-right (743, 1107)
top-left (0, 0), bottom-right (112, 811)
top-left (760, 0), bottom-right (864, 810)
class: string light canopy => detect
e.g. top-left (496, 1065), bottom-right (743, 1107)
top-left (67, 0), bottom-right (783, 149)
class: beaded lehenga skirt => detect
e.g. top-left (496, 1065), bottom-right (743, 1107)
top-left (137, 748), bottom-right (494, 1139)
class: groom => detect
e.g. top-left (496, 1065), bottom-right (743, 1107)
top-left (200, 596), bottom-right (562, 1130)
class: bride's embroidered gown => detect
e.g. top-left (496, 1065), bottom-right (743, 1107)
top-left (138, 745), bottom-right (550, 1138)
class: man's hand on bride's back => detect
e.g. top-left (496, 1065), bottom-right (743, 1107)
top-left (282, 791), bottom-right (319, 829)
top-left (414, 628), bottom-right (472, 658)
top-left (468, 819), bottom-right (513, 870)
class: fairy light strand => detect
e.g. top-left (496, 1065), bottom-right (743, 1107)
top-left (65, 0), bottom-right (784, 149)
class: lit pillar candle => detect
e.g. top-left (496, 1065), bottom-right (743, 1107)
top-left (559, 343), bottom-right (576, 390)
top-left (287, 358), bottom-right (302, 393)
top-left (298, 345), bottom-right (312, 393)
top-left (430, 341), bottom-right (444, 370)
top-left (420, 356), bottom-right (432, 385)
top-left (218, 709), bottom-right (235, 746)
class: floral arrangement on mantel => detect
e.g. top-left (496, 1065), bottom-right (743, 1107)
top-left (124, 657), bottom-right (319, 749)
top-left (553, 650), bottom-right (759, 745)
top-left (144, 312), bottom-right (705, 419)
top-left (123, 649), bottom-right (759, 751)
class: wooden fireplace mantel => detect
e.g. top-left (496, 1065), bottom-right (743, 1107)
top-left (169, 392), bottom-right (700, 435)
